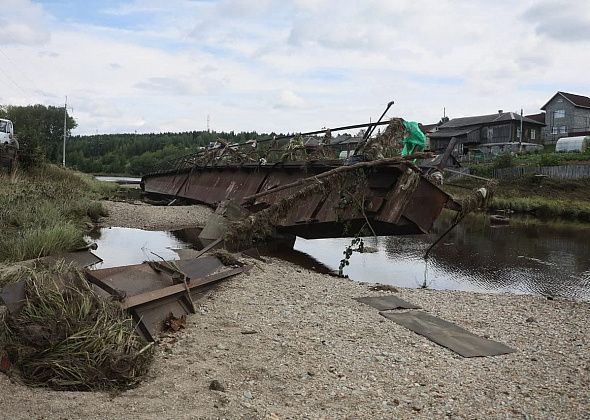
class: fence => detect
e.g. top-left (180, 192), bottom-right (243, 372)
top-left (492, 164), bottom-right (590, 180)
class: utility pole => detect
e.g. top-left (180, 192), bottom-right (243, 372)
top-left (63, 96), bottom-right (67, 167)
top-left (519, 108), bottom-right (523, 152)
top-left (207, 114), bottom-right (210, 133)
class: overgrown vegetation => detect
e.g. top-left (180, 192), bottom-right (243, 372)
top-left (0, 262), bottom-right (153, 390)
top-left (490, 196), bottom-right (590, 222)
top-left (469, 150), bottom-right (590, 177)
top-left (445, 175), bottom-right (590, 221)
top-left (0, 165), bottom-right (117, 262)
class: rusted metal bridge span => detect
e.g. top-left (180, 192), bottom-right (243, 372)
top-left (141, 156), bottom-right (460, 239)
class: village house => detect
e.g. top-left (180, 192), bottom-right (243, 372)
top-left (539, 91), bottom-right (590, 143)
top-left (427, 111), bottom-right (545, 156)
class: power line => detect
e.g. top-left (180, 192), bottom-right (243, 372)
top-left (0, 46), bottom-right (42, 94)
top-left (0, 62), bottom-right (33, 103)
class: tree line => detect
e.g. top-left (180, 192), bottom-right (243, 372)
top-left (0, 104), bottom-right (76, 167)
top-left (0, 104), bottom-right (277, 175)
top-left (67, 130), bottom-right (265, 175)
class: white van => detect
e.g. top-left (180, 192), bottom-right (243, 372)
top-left (0, 119), bottom-right (15, 145)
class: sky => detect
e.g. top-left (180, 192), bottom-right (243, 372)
top-left (0, 0), bottom-right (589, 135)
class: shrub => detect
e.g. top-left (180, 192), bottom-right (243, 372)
top-left (539, 154), bottom-right (560, 167)
top-left (493, 153), bottom-right (513, 169)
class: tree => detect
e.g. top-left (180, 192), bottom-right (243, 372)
top-left (0, 104), bottom-right (77, 165)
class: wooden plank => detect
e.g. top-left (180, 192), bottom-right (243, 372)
top-left (121, 267), bottom-right (244, 309)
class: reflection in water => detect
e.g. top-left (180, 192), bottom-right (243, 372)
top-left (88, 218), bottom-right (590, 301)
top-left (87, 227), bottom-right (191, 269)
top-left (294, 214), bottom-right (590, 301)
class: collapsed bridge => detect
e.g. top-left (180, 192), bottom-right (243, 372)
top-left (141, 116), bottom-right (463, 242)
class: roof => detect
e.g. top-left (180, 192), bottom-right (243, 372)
top-left (332, 135), bottom-right (361, 145)
top-left (525, 112), bottom-right (545, 124)
top-left (428, 126), bottom-right (481, 138)
top-left (541, 91), bottom-right (590, 110)
top-left (437, 112), bottom-right (545, 129)
top-left (419, 123), bottom-right (438, 133)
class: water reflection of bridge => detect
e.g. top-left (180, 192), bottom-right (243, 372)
top-left (382, 215), bottom-right (590, 300)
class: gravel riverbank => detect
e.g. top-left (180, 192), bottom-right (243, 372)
top-left (1, 257), bottom-right (588, 419)
top-left (1, 202), bottom-right (588, 418)
top-left (100, 200), bottom-right (212, 231)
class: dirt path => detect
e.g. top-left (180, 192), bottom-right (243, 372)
top-left (1, 257), bottom-right (588, 419)
top-left (100, 200), bottom-right (213, 231)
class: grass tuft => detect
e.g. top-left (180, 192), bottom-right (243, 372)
top-left (0, 261), bottom-right (153, 391)
top-left (0, 164), bottom-right (117, 262)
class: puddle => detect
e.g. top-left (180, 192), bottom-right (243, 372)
top-left (87, 227), bottom-right (194, 269)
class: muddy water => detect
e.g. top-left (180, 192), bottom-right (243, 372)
top-left (88, 216), bottom-right (590, 301)
top-left (293, 215), bottom-right (590, 301)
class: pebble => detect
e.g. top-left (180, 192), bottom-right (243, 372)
top-left (209, 380), bottom-right (225, 392)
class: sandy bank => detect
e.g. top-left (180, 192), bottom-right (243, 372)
top-left (1, 257), bottom-right (588, 419)
top-left (100, 200), bottom-right (213, 231)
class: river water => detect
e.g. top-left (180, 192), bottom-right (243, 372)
top-left (88, 215), bottom-right (590, 302)
top-left (293, 215), bottom-right (590, 301)
top-left (95, 176), bottom-right (141, 184)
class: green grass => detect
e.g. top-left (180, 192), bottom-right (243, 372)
top-left (489, 197), bottom-right (590, 222)
top-left (468, 150), bottom-right (590, 176)
top-left (0, 165), bottom-right (118, 262)
top-left (445, 175), bottom-right (590, 222)
top-left (0, 262), bottom-right (153, 390)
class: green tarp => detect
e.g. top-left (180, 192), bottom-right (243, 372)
top-left (401, 121), bottom-right (426, 156)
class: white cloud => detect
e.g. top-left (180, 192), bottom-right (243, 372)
top-left (0, 0), bottom-right (588, 136)
top-left (275, 90), bottom-right (306, 109)
top-left (0, 0), bottom-right (50, 45)
top-left (523, 1), bottom-right (590, 42)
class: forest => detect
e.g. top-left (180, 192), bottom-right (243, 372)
top-left (67, 130), bottom-right (267, 175)
top-left (1, 104), bottom-right (275, 175)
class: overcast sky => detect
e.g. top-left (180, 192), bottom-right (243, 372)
top-left (0, 0), bottom-right (589, 135)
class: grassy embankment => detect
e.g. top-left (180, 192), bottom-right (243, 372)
top-left (0, 165), bottom-right (117, 262)
top-left (444, 149), bottom-right (590, 222)
top-left (445, 174), bottom-right (590, 222)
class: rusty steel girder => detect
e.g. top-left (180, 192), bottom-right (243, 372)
top-left (142, 160), bottom-right (460, 239)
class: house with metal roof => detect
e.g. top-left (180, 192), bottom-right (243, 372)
top-left (428, 110), bottom-right (545, 155)
top-left (540, 91), bottom-right (590, 143)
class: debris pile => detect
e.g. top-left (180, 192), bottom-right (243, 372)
top-left (0, 262), bottom-right (153, 390)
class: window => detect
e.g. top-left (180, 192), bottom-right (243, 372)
top-left (559, 125), bottom-right (567, 134)
top-left (553, 109), bottom-right (565, 119)
top-left (552, 126), bottom-right (558, 134)
top-left (531, 129), bottom-right (536, 140)
top-left (557, 98), bottom-right (563, 103)
top-left (487, 127), bottom-right (493, 140)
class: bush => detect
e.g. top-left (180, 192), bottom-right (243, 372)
top-left (492, 153), bottom-right (513, 169)
top-left (539, 154), bottom-right (560, 167)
